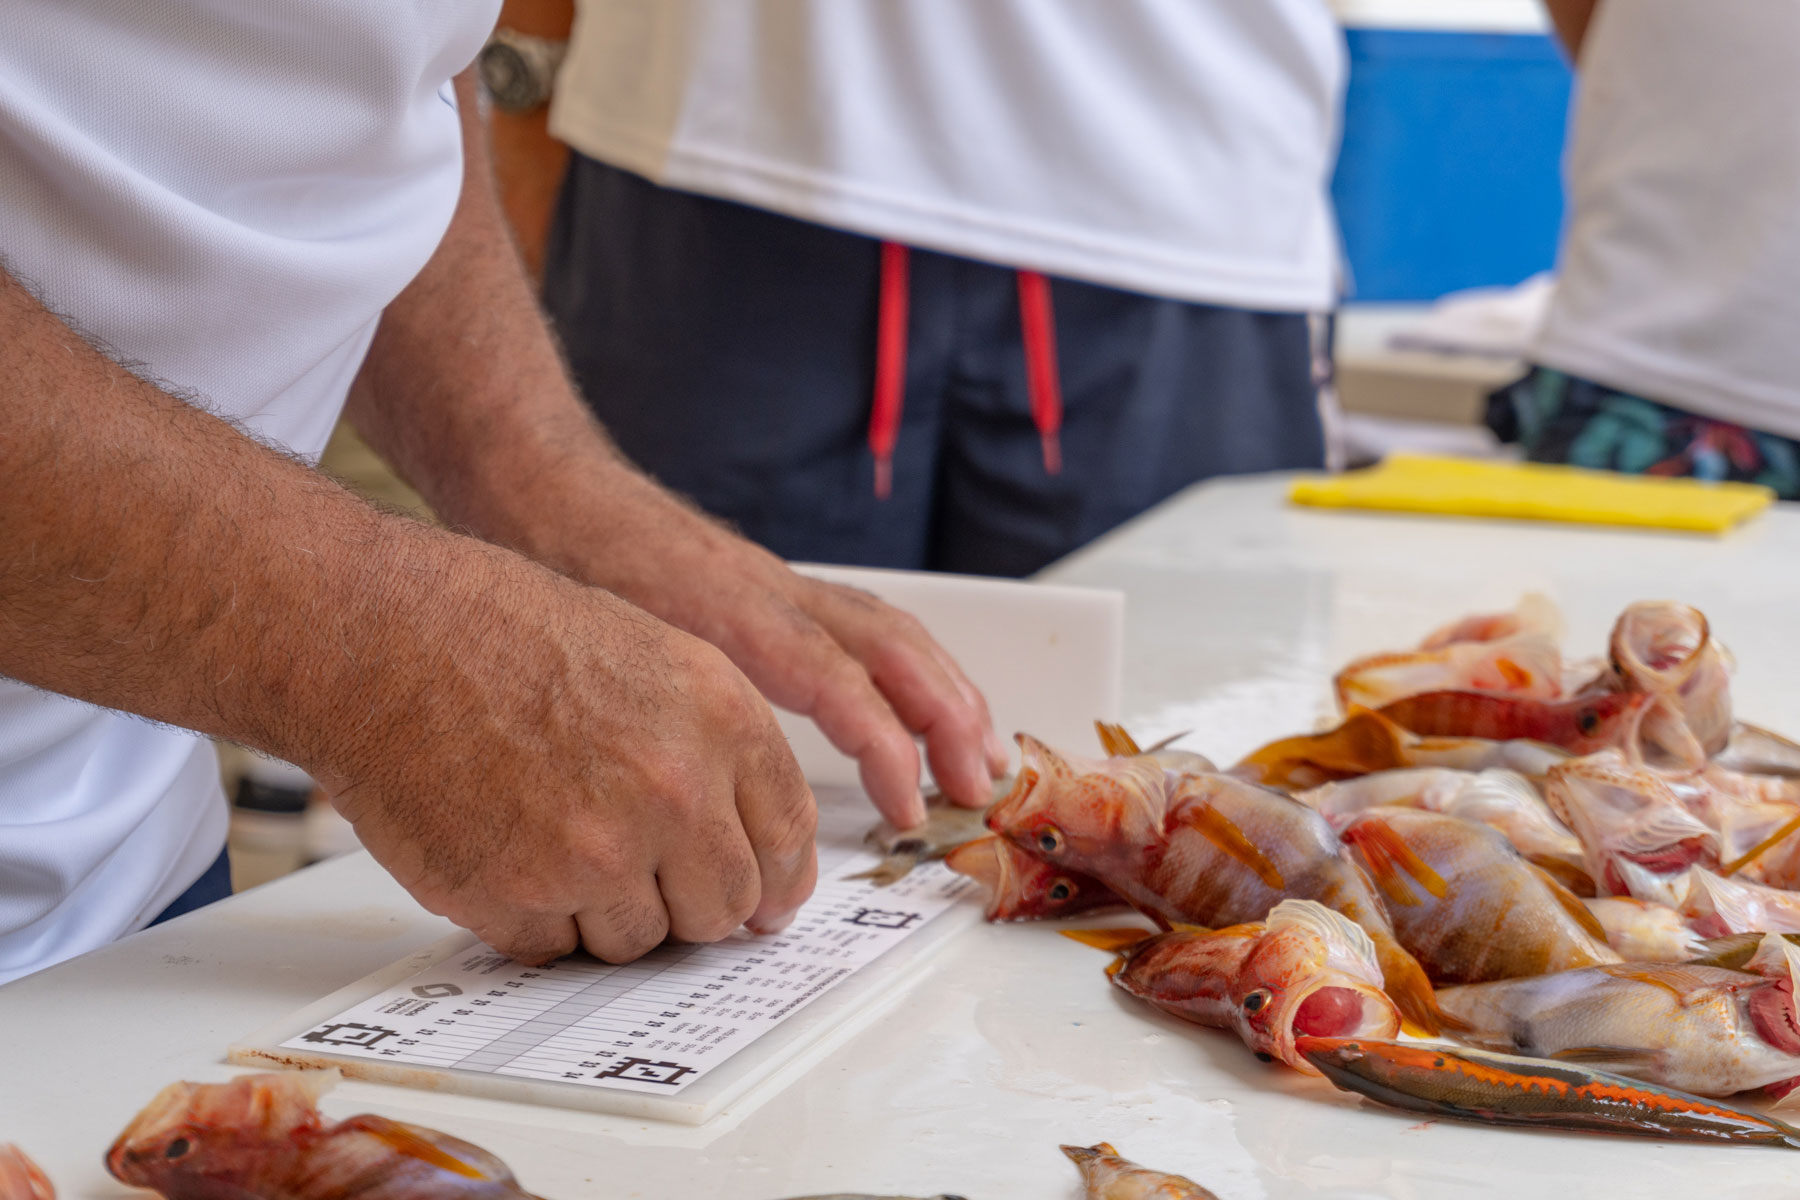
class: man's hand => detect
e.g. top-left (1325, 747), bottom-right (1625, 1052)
top-left (349, 70), bottom-right (1006, 834)
top-left (328, 556), bottom-right (818, 961)
top-left (597, 520), bottom-right (1011, 829)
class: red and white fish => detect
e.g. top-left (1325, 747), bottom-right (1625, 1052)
top-left (1236, 708), bottom-right (1569, 792)
top-left (1338, 808), bottom-right (1618, 984)
top-left (990, 735), bottom-right (1441, 1031)
top-left (1678, 868), bottom-right (1800, 940)
top-left (1070, 900), bottom-right (1400, 1074)
top-left (1376, 689), bottom-right (1648, 757)
top-left (1300, 768), bottom-right (1590, 893)
top-left (0, 1148), bottom-right (52, 1200)
top-left (1336, 596), bottom-right (1565, 710)
top-left (1544, 749), bottom-right (1720, 899)
top-left (1436, 934), bottom-right (1800, 1100)
top-left (106, 1071), bottom-right (542, 1200)
top-left (1609, 601), bottom-right (1732, 769)
top-left (944, 835), bottom-right (1126, 922)
top-left (1060, 1143), bottom-right (1219, 1200)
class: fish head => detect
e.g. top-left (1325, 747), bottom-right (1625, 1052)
top-left (987, 735), bottom-right (1167, 874)
top-left (1610, 602), bottom-right (1733, 763)
top-left (0, 1146), bottom-right (53, 1200)
top-left (1545, 751), bottom-right (1719, 896)
top-left (106, 1071), bottom-right (336, 1194)
top-left (1744, 935), bottom-right (1800, 1058)
top-left (1235, 901), bottom-right (1400, 1072)
top-left (944, 836), bottom-right (1119, 921)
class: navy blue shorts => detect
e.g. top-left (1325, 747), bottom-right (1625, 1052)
top-left (146, 847), bottom-right (232, 928)
top-left (544, 155), bottom-right (1327, 577)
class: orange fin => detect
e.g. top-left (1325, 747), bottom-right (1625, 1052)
top-left (1529, 862), bottom-right (1611, 943)
top-left (1344, 816), bottom-right (1447, 907)
top-left (1721, 810), bottom-right (1800, 877)
top-left (1095, 720), bottom-right (1143, 757)
top-left (348, 1118), bottom-right (494, 1181)
top-left (1062, 926), bottom-right (1158, 955)
top-left (1549, 1045), bottom-right (1666, 1069)
top-left (1181, 803), bottom-right (1286, 890)
top-left (1372, 937), bottom-right (1450, 1036)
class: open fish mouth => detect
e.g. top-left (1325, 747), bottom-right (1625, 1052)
top-left (1269, 978), bottom-right (1400, 1073)
top-left (1749, 985), bottom-right (1800, 1057)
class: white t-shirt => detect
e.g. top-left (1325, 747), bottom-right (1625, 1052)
top-left (0, 0), bottom-right (497, 984)
top-left (1532, 0), bottom-right (1800, 439)
top-left (550, 0), bottom-right (1346, 313)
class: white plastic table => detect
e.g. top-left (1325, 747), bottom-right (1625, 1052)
top-left (6, 474), bottom-right (1798, 1199)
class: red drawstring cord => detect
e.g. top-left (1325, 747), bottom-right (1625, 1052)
top-left (870, 241), bottom-right (911, 499)
top-left (869, 246), bottom-right (1065, 497)
top-left (1016, 269), bottom-right (1064, 476)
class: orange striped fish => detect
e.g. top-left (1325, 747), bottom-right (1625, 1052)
top-left (1297, 1037), bottom-right (1800, 1148)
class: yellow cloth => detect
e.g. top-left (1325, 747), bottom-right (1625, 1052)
top-left (1289, 453), bottom-right (1774, 534)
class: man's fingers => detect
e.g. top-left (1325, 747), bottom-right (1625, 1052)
top-left (734, 741), bottom-right (821, 931)
top-left (574, 879), bottom-right (672, 963)
top-left (806, 653), bottom-right (927, 826)
top-left (806, 590), bottom-right (996, 808)
top-left (656, 815), bottom-right (762, 943)
top-left (472, 913), bottom-right (581, 967)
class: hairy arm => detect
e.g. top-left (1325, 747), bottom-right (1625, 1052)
top-left (0, 261), bottom-right (470, 785)
top-left (1542, 0), bottom-right (1600, 59)
top-left (0, 168), bottom-right (816, 960)
top-left (348, 73), bottom-right (1004, 826)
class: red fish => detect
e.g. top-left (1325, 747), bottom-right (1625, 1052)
top-left (0, 1148), bottom-right (52, 1200)
top-left (944, 835), bottom-right (1125, 922)
top-left (1069, 899), bottom-right (1400, 1073)
top-left (1377, 689), bottom-right (1647, 755)
top-left (1297, 1037), bottom-right (1800, 1148)
top-left (990, 735), bottom-right (1442, 1032)
top-left (1235, 708), bottom-right (1568, 792)
top-left (106, 1071), bottom-right (542, 1200)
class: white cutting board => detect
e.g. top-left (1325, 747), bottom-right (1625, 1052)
top-left (781, 564), bottom-right (1125, 785)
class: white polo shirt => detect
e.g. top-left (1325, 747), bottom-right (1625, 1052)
top-left (0, 0), bottom-right (497, 984)
top-left (550, 0), bottom-right (1347, 313)
top-left (1532, 0), bottom-right (1800, 438)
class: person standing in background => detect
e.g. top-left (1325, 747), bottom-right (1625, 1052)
top-left (542, 1), bottom-right (1347, 577)
top-left (1489, 0), bottom-right (1800, 495)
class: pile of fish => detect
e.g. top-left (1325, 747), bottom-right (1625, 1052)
top-left (946, 598), bottom-right (1800, 1146)
top-left (1, 1071), bottom-right (1215, 1200)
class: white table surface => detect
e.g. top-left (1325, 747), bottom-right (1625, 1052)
top-left (6, 474), bottom-right (1799, 1200)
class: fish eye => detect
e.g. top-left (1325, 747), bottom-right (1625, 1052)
top-left (1048, 879), bottom-right (1074, 901)
top-left (1242, 988), bottom-right (1272, 1013)
top-left (1254, 1051), bottom-right (1275, 1063)
top-left (1036, 826), bottom-right (1065, 854)
top-left (164, 1138), bottom-right (191, 1160)
top-left (1578, 710), bottom-right (1600, 735)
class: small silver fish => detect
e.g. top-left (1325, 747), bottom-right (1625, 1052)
top-left (851, 786), bottom-right (1005, 886)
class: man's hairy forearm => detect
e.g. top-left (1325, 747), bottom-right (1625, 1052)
top-left (346, 75), bottom-right (740, 613)
top-left (0, 265), bottom-right (539, 792)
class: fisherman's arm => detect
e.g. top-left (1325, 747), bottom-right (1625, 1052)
top-left (345, 71), bottom-right (1005, 828)
top-left (0, 257), bottom-right (813, 962)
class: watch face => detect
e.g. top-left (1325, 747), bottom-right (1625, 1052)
top-left (480, 31), bottom-right (565, 114)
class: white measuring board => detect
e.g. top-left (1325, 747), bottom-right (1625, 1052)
top-left (230, 788), bottom-right (981, 1124)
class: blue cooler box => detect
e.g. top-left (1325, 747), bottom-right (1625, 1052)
top-left (1331, 27), bottom-right (1574, 301)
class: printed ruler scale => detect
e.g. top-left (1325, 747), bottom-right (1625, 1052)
top-left (231, 791), bottom-right (981, 1124)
